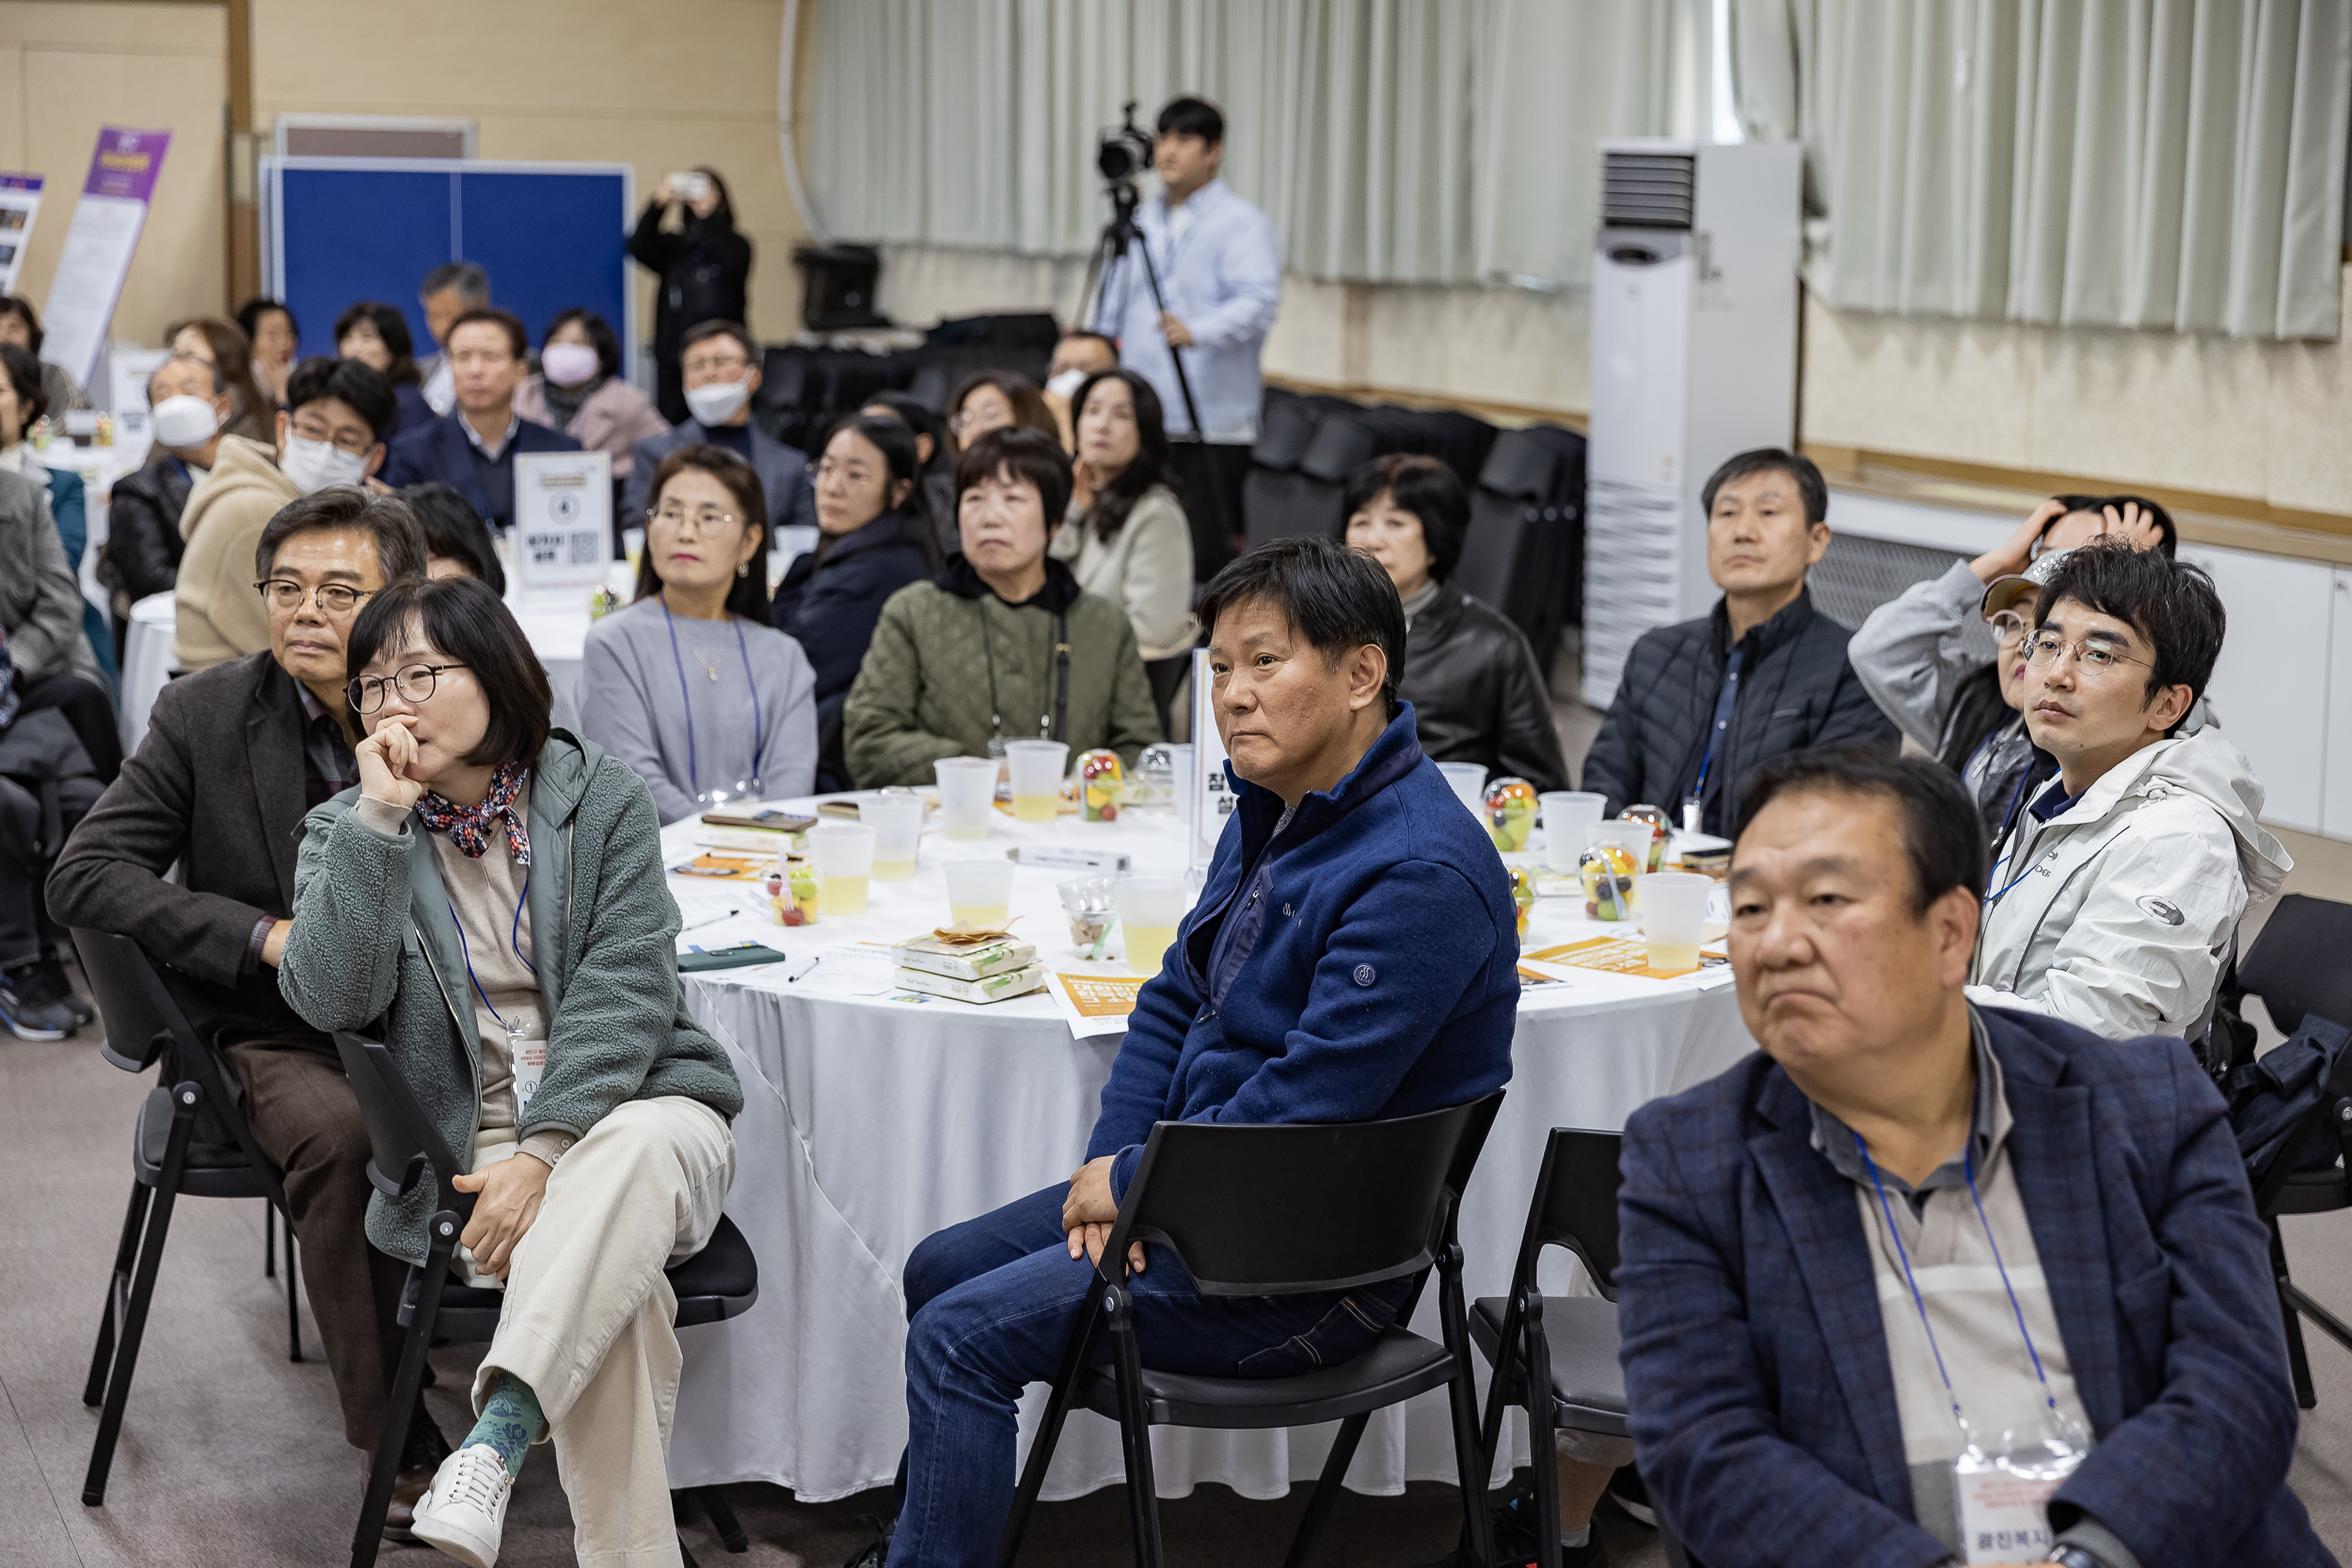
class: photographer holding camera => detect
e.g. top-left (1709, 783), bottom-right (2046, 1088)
top-left (1089, 96), bottom-right (1279, 582)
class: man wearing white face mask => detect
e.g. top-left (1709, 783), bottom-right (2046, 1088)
top-left (103, 355), bottom-right (233, 636)
top-left (174, 356), bottom-right (397, 671)
top-left (622, 319), bottom-right (816, 543)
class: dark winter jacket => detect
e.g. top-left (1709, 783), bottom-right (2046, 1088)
top-left (103, 450), bottom-right (196, 605)
top-left (771, 510), bottom-right (935, 789)
top-left (1398, 580), bottom-right (1570, 794)
top-left (1580, 587), bottom-right (1897, 833)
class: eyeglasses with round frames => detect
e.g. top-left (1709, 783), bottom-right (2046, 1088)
top-left (2023, 632), bottom-right (2151, 677)
top-left (346, 662), bottom-right (469, 714)
top-left (646, 502), bottom-right (739, 533)
top-left (806, 458), bottom-right (877, 487)
top-left (1989, 610), bottom-right (2030, 643)
top-left (255, 579), bottom-right (373, 615)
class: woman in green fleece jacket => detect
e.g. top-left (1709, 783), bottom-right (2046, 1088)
top-left (843, 425), bottom-right (1162, 787)
top-left (278, 574), bottom-right (741, 1568)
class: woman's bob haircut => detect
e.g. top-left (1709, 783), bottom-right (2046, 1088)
top-left (344, 575), bottom-right (554, 769)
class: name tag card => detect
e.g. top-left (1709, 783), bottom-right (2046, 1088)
top-left (512, 450), bottom-right (612, 593)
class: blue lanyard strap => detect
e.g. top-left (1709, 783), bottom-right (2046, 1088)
top-left (445, 871), bottom-right (535, 1030)
top-left (660, 595), bottom-right (766, 797)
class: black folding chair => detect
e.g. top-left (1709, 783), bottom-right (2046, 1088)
top-left (71, 927), bottom-right (300, 1508)
top-left (331, 1030), bottom-right (761, 1568)
top-left (2234, 895), bottom-right (2352, 1409)
top-left (997, 1091), bottom-right (1506, 1568)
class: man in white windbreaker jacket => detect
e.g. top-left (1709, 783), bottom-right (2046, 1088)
top-left (1967, 539), bottom-right (2290, 1039)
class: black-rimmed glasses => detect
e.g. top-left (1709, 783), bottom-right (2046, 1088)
top-left (346, 663), bottom-right (468, 714)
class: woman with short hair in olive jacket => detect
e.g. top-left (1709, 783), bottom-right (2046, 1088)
top-left (1343, 453), bottom-right (1570, 794)
top-left (844, 427), bottom-right (1162, 788)
top-left (278, 574), bottom-right (741, 1566)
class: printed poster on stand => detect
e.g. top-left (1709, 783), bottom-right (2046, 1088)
top-left (40, 129), bottom-right (169, 388)
top-left (0, 175), bottom-right (42, 297)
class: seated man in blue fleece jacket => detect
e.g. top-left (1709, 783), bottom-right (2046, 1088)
top-left (856, 536), bottom-right (1520, 1568)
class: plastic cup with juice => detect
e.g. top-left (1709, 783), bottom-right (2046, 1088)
top-left (1118, 877), bottom-right (1191, 974)
top-left (859, 793), bottom-right (924, 880)
top-left (805, 822), bottom-right (875, 917)
top-left (1639, 871), bottom-right (1712, 974)
top-left (942, 857), bottom-right (1016, 931)
top-left (1004, 740), bottom-right (1069, 823)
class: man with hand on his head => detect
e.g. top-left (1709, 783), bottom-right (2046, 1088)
top-left (1968, 540), bottom-right (2286, 1040)
top-left (1618, 748), bottom-right (2327, 1568)
top-left (50, 490), bottom-right (455, 1537)
top-left (847, 537), bottom-right (1518, 1568)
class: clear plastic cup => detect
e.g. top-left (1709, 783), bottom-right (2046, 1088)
top-left (1004, 740), bottom-right (1069, 823)
top-left (805, 822), bottom-right (876, 917)
top-left (934, 756), bottom-right (997, 840)
top-left (1057, 875), bottom-right (1120, 957)
top-left (859, 793), bottom-right (924, 880)
top-left (1540, 791), bottom-right (1606, 873)
top-left (942, 857), bottom-right (1016, 931)
top-left (1118, 877), bottom-right (1191, 974)
top-left (1639, 871), bottom-right (1712, 974)
top-left (1588, 819), bottom-right (1654, 913)
top-left (1436, 762), bottom-right (1488, 816)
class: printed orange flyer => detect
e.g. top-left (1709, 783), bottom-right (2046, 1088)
top-left (1046, 971), bottom-right (1150, 1037)
top-left (1523, 937), bottom-right (1703, 981)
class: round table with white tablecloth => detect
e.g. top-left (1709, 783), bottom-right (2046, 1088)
top-left (656, 791), bottom-right (1757, 1505)
top-left (117, 592), bottom-right (179, 755)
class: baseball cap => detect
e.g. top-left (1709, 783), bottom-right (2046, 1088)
top-left (1979, 546), bottom-right (2074, 621)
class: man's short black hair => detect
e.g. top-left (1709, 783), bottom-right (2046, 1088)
top-left (236, 297), bottom-right (297, 347)
top-left (447, 308), bottom-right (528, 362)
top-left (680, 318), bottom-right (757, 364)
top-left (1340, 453), bottom-right (1470, 582)
top-left (345, 575), bottom-right (553, 768)
top-left (1057, 328), bottom-right (1119, 363)
top-left (286, 355), bottom-right (398, 443)
top-left (1157, 96), bottom-right (1225, 146)
top-left (1701, 447), bottom-right (1829, 526)
top-left (2032, 538), bottom-right (2224, 717)
top-left (420, 261), bottom-right (490, 306)
top-left (1732, 749), bottom-right (1986, 918)
top-left (1199, 536), bottom-right (1406, 718)
top-left (399, 482), bottom-right (505, 595)
top-left (254, 486), bottom-right (428, 583)
top-left (953, 426), bottom-right (1072, 531)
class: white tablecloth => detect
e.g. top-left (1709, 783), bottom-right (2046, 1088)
top-left (118, 592), bottom-right (178, 755)
top-left (660, 798), bottom-right (1758, 1503)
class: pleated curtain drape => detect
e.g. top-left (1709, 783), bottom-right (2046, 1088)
top-left (804, 0), bottom-right (1715, 288)
top-left (1730, 0), bottom-right (2352, 339)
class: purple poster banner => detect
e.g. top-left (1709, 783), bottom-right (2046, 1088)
top-left (83, 127), bottom-right (169, 203)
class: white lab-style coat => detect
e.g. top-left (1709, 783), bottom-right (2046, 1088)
top-left (1967, 727), bottom-right (2292, 1039)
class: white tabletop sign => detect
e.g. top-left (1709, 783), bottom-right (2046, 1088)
top-left (512, 449), bottom-right (612, 592)
top-left (1188, 647), bottom-right (1232, 872)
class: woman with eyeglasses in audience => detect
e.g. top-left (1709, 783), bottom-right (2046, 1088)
top-left (771, 414), bottom-right (937, 790)
top-left (166, 315), bottom-right (276, 441)
top-left (844, 426), bottom-right (1161, 787)
top-left (1851, 493), bottom-right (2179, 836)
top-left (335, 300), bottom-right (436, 437)
top-left (513, 307), bottom-right (668, 483)
top-left (1343, 452), bottom-right (1570, 793)
top-left (278, 572), bottom-right (744, 1568)
top-left (578, 444), bottom-right (816, 823)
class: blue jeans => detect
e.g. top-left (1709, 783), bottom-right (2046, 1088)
top-left (889, 1182), bottom-right (1408, 1568)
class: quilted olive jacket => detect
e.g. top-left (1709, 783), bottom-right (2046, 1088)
top-left (843, 554), bottom-right (1162, 787)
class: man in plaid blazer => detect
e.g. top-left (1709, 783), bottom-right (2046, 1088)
top-left (1618, 749), bottom-right (2330, 1568)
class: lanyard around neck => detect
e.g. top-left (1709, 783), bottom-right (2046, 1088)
top-left (660, 594), bottom-right (766, 795)
top-left (446, 870), bottom-right (536, 1033)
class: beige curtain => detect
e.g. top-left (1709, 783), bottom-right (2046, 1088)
top-left (1732, 0), bottom-right (2352, 339)
top-left (806, 0), bottom-right (1714, 287)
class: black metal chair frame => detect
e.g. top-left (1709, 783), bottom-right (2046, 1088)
top-left (72, 927), bottom-right (301, 1509)
top-left (996, 1092), bottom-right (1506, 1568)
top-left (329, 1030), bottom-right (757, 1568)
top-left (1469, 1127), bottom-right (1628, 1568)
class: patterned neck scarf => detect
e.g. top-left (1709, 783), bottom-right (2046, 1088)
top-left (414, 762), bottom-right (532, 865)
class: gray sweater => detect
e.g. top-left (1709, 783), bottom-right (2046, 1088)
top-left (578, 594), bottom-right (818, 824)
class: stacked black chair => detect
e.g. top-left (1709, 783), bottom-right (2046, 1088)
top-left (1279, 409), bottom-right (1382, 546)
top-left (71, 927), bottom-right (301, 1508)
top-left (1469, 1129), bottom-right (1629, 1568)
top-left (331, 1030), bottom-right (761, 1568)
top-left (998, 1091), bottom-right (1506, 1568)
top-left (1455, 431), bottom-right (1564, 630)
top-left (1240, 390), bottom-right (1325, 550)
top-left (2233, 895), bottom-right (2352, 1409)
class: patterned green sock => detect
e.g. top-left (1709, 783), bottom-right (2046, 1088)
top-left (464, 1371), bottom-right (543, 1480)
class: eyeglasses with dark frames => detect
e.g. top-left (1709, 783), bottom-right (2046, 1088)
top-left (346, 662), bottom-right (469, 714)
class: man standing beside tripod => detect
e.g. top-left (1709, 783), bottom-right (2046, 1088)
top-left (1089, 96), bottom-right (1279, 582)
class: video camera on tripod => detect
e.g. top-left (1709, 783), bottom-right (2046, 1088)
top-left (1078, 100), bottom-right (1210, 451)
top-left (1097, 101), bottom-right (1155, 193)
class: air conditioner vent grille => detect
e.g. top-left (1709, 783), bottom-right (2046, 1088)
top-left (1602, 151), bottom-right (1695, 230)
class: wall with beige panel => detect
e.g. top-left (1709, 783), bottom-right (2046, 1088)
top-left (0, 1), bottom-right (225, 352)
top-left (249, 0), bottom-right (813, 344)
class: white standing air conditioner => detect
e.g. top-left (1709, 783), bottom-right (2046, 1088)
top-left (1582, 139), bottom-right (1804, 709)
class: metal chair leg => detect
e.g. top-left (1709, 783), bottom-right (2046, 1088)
top-left (1106, 1286), bottom-right (1166, 1568)
top-left (84, 1083), bottom-right (200, 1506)
top-left (1524, 1303), bottom-right (1562, 1568)
top-left (998, 1289), bottom-right (1108, 1568)
top-left (695, 1486), bottom-right (749, 1553)
top-left (1437, 1243), bottom-right (1497, 1568)
top-left (1279, 1410), bottom-right (1370, 1568)
top-left (83, 1182), bottom-right (151, 1408)
top-left (2273, 1217), bottom-right (2318, 1409)
top-left (350, 1216), bottom-right (459, 1568)
top-left (264, 1198), bottom-right (277, 1278)
top-left (283, 1212), bottom-right (302, 1363)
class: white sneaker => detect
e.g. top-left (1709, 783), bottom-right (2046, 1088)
top-left (408, 1443), bottom-right (513, 1568)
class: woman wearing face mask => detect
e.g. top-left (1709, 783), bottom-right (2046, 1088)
top-left (513, 309), bottom-right (668, 484)
top-left (1849, 493), bottom-right (2183, 836)
top-left (771, 415), bottom-right (938, 790)
top-left (335, 300), bottom-right (436, 437)
top-left (0, 341), bottom-right (113, 693)
top-left (580, 445), bottom-right (817, 824)
top-left (277, 574), bottom-right (744, 1568)
top-left (100, 353), bottom-right (233, 646)
top-left (165, 315), bottom-right (276, 441)
top-left (844, 426), bottom-right (1161, 787)
top-left (172, 356), bottom-right (398, 672)
top-left (628, 168), bottom-right (752, 426)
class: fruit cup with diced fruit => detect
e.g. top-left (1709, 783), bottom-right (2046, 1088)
top-left (787, 866), bottom-right (819, 925)
top-left (1621, 802), bottom-right (1672, 872)
top-left (1485, 777), bottom-right (1538, 851)
top-left (1078, 749), bottom-right (1125, 822)
top-left (1509, 865), bottom-right (1536, 939)
top-left (1580, 843), bottom-right (1638, 922)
